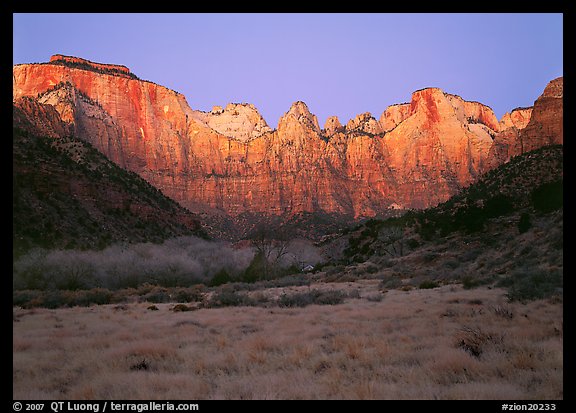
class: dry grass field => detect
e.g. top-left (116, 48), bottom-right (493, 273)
top-left (13, 283), bottom-right (562, 400)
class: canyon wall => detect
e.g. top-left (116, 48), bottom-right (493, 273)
top-left (13, 56), bottom-right (563, 226)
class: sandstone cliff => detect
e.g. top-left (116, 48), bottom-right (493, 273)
top-left (192, 103), bottom-right (272, 142)
top-left (346, 112), bottom-right (383, 135)
top-left (50, 54), bottom-right (132, 76)
top-left (484, 77), bottom-right (562, 171)
top-left (519, 77), bottom-right (563, 150)
top-left (484, 107), bottom-right (533, 171)
top-left (381, 87), bottom-right (495, 208)
top-left (13, 96), bottom-right (72, 138)
top-left (12, 56), bottom-right (563, 236)
top-left (379, 103), bottom-right (411, 132)
top-left (499, 107), bottom-right (533, 130)
top-left (324, 116), bottom-right (344, 136)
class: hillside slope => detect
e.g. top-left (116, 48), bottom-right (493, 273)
top-left (319, 145), bottom-right (563, 301)
top-left (13, 98), bottom-right (206, 257)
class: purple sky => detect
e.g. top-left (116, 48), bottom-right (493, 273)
top-left (13, 13), bottom-right (563, 128)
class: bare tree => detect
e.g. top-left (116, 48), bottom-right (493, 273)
top-left (377, 226), bottom-right (405, 257)
top-left (250, 225), bottom-right (290, 279)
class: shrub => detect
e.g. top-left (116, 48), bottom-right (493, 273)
top-left (443, 259), bottom-right (460, 270)
top-left (454, 204), bottom-right (486, 233)
top-left (68, 288), bottom-right (113, 306)
top-left (532, 180), bottom-right (563, 213)
top-left (484, 194), bottom-right (514, 218)
top-left (135, 283), bottom-right (156, 296)
top-left (261, 274), bottom-right (311, 289)
top-left (325, 265), bottom-right (346, 276)
top-left (208, 290), bottom-right (255, 307)
top-left (419, 280), bottom-right (439, 289)
top-left (278, 289), bottom-right (346, 308)
top-left (241, 252), bottom-right (266, 283)
top-left (462, 276), bottom-right (481, 290)
top-left (379, 276), bottom-right (402, 290)
top-left (172, 286), bottom-right (204, 303)
top-left (500, 268), bottom-right (563, 302)
top-left (141, 287), bottom-right (171, 303)
top-left (13, 290), bottom-right (42, 308)
top-left (423, 252), bottom-right (440, 263)
top-left (278, 291), bottom-right (315, 308)
top-left (365, 293), bottom-right (383, 302)
top-left (315, 290), bottom-right (348, 305)
top-left (455, 326), bottom-right (500, 358)
top-left (347, 289), bottom-right (361, 299)
top-left (209, 269), bottom-right (232, 287)
top-left (417, 220), bottom-right (437, 241)
top-left (406, 238), bottom-right (420, 249)
top-left (365, 263), bottom-right (379, 274)
top-left (38, 290), bottom-right (69, 309)
top-left (492, 305), bottom-right (514, 319)
top-left (518, 212), bottom-right (532, 234)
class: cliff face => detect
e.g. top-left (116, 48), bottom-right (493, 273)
top-left (13, 61), bottom-right (196, 177)
top-left (324, 116), bottom-right (344, 136)
top-left (499, 107), bottom-right (533, 130)
top-left (50, 54), bottom-right (131, 76)
top-left (484, 77), bottom-right (563, 171)
top-left (192, 103), bottom-right (272, 142)
top-left (519, 77), bottom-right (563, 150)
top-left (12, 56), bottom-right (562, 234)
top-left (484, 107), bottom-right (533, 171)
top-left (346, 112), bottom-right (383, 135)
top-left (381, 88), bottom-right (495, 208)
top-left (379, 103), bottom-right (411, 132)
top-left (13, 96), bottom-right (72, 138)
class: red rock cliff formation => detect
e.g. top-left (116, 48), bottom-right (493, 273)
top-left (381, 87), bottom-right (495, 208)
top-left (12, 56), bottom-right (562, 224)
top-left (484, 107), bottom-right (533, 171)
top-left (499, 107), bottom-right (533, 130)
top-left (379, 103), bottom-right (411, 132)
top-left (519, 77), bottom-right (563, 150)
top-left (50, 54), bottom-right (132, 76)
top-left (484, 77), bottom-right (562, 171)
top-left (13, 96), bottom-right (72, 138)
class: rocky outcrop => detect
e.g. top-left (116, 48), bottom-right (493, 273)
top-left (445, 94), bottom-right (500, 131)
top-left (499, 107), bottom-right (533, 130)
top-left (379, 103), bottom-right (411, 132)
top-left (382, 87), bottom-right (495, 208)
top-left (345, 112), bottom-right (383, 135)
top-left (519, 77), bottom-right (563, 150)
top-left (13, 96), bottom-right (72, 138)
top-left (50, 54), bottom-right (133, 77)
top-left (324, 116), bottom-right (343, 136)
top-left (12, 55), bottom-right (562, 235)
top-left (13, 59), bottom-right (202, 177)
top-left (191, 103), bottom-right (272, 142)
top-left (279, 101), bottom-right (321, 134)
top-left (484, 77), bottom-right (562, 171)
top-left (483, 107), bottom-right (533, 171)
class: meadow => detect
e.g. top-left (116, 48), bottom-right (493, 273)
top-left (13, 283), bottom-right (562, 400)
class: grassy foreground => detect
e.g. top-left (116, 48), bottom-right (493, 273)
top-left (13, 283), bottom-right (562, 400)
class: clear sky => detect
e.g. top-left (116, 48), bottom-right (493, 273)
top-left (13, 13), bottom-right (563, 128)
